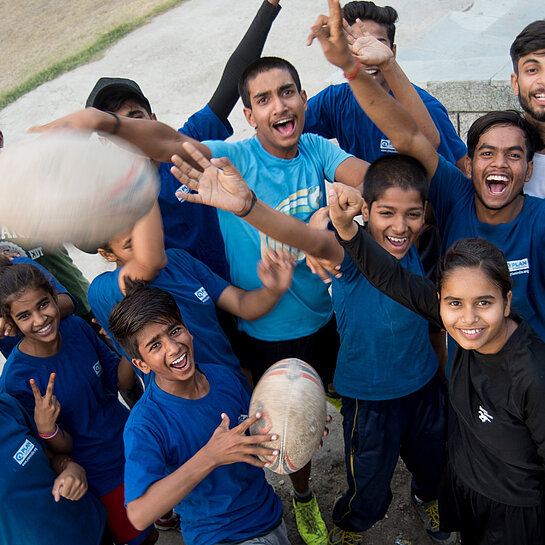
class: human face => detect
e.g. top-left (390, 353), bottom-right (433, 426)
top-left (467, 124), bottom-right (533, 223)
top-left (362, 187), bottom-right (424, 259)
top-left (439, 266), bottom-right (512, 354)
top-left (243, 68), bottom-right (307, 159)
top-left (9, 287), bottom-right (60, 356)
top-left (114, 98), bottom-right (155, 120)
top-left (100, 231), bottom-right (132, 267)
top-left (347, 19), bottom-right (396, 90)
top-left (511, 49), bottom-right (545, 123)
top-left (134, 320), bottom-right (197, 396)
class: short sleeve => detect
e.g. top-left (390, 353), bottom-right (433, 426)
top-left (179, 104), bottom-right (233, 141)
top-left (310, 135), bottom-right (352, 182)
top-left (304, 86), bottom-right (337, 140)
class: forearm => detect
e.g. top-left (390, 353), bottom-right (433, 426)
top-left (56, 293), bottom-right (75, 318)
top-left (380, 60), bottom-right (440, 149)
top-left (209, 0), bottom-right (281, 121)
top-left (117, 356), bottom-right (136, 391)
top-left (224, 285), bottom-right (283, 321)
top-left (127, 448), bottom-right (216, 530)
top-left (43, 427), bottom-right (73, 454)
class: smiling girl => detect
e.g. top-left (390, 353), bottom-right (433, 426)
top-left (330, 182), bottom-right (545, 545)
top-left (0, 263), bottom-right (156, 545)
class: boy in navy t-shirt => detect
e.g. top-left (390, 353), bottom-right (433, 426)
top-left (108, 283), bottom-right (289, 545)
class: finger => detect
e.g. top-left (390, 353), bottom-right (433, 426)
top-left (52, 478), bottom-right (63, 502)
top-left (234, 412), bottom-right (261, 433)
top-left (29, 378), bottom-right (43, 402)
top-left (44, 373), bottom-right (56, 400)
top-left (170, 165), bottom-right (197, 189)
top-left (181, 141), bottom-right (212, 171)
top-left (210, 156), bottom-right (242, 178)
top-left (326, 414), bottom-right (332, 423)
top-left (306, 15), bottom-right (329, 46)
top-left (170, 155), bottom-right (202, 183)
top-left (174, 188), bottom-right (202, 204)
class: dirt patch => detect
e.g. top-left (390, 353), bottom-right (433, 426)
top-left (0, 0), bottom-right (182, 96)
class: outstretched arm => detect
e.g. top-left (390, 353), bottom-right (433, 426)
top-left (170, 142), bottom-right (344, 263)
top-left (209, 0), bottom-right (281, 123)
top-left (29, 108), bottom-right (211, 165)
top-left (126, 412), bottom-right (279, 531)
top-left (307, 0), bottom-right (438, 180)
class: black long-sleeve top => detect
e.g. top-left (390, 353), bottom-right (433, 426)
top-left (338, 224), bottom-right (545, 506)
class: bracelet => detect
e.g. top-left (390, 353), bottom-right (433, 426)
top-left (344, 58), bottom-right (361, 80)
top-left (236, 191), bottom-right (257, 218)
top-left (39, 424), bottom-right (59, 440)
top-left (106, 111), bottom-right (121, 135)
top-left (60, 457), bottom-right (75, 473)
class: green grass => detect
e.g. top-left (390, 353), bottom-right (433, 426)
top-left (0, 0), bottom-right (183, 110)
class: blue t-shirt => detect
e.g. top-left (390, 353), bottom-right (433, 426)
top-left (332, 248), bottom-right (438, 400)
top-left (429, 155), bottom-right (545, 341)
top-left (158, 105), bottom-right (233, 280)
top-left (305, 82), bottom-right (467, 164)
top-left (0, 315), bottom-right (128, 497)
top-left (0, 256), bottom-right (73, 358)
top-left (0, 393), bottom-right (106, 545)
top-left (88, 248), bottom-right (243, 380)
top-left (124, 364), bottom-right (282, 545)
top-left (205, 134), bottom-right (350, 341)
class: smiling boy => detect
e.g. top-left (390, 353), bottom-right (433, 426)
top-left (108, 284), bottom-right (288, 545)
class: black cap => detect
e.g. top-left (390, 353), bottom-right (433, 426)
top-left (85, 77), bottom-right (152, 114)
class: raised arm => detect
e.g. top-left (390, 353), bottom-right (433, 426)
top-left (170, 142), bottom-right (344, 263)
top-left (28, 108), bottom-right (211, 164)
top-left (308, 0), bottom-right (439, 180)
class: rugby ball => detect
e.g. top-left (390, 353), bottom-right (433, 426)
top-left (249, 358), bottom-right (327, 474)
top-left (0, 131), bottom-right (159, 248)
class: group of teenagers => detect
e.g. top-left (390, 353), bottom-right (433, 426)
top-left (1, 1), bottom-right (545, 545)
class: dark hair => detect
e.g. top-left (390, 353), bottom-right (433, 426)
top-left (466, 110), bottom-right (540, 162)
top-left (363, 154), bottom-right (428, 207)
top-left (342, 1), bottom-right (398, 46)
top-left (238, 57), bottom-right (302, 108)
top-left (437, 238), bottom-right (512, 300)
top-left (109, 279), bottom-right (185, 360)
top-left (0, 262), bottom-right (56, 330)
top-left (510, 20), bottom-right (545, 73)
top-left (94, 90), bottom-right (152, 117)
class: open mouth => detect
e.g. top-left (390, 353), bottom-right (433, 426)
top-left (385, 235), bottom-right (408, 249)
top-left (531, 90), bottom-right (545, 105)
top-left (457, 327), bottom-right (485, 339)
top-left (485, 174), bottom-right (509, 195)
top-left (364, 68), bottom-right (379, 76)
top-left (272, 117), bottom-right (296, 137)
top-left (170, 352), bottom-right (189, 371)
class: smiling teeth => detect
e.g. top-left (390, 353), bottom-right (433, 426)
top-left (461, 328), bottom-right (482, 334)
top-left (38, 324), bottom-right (51, 333)
top-left (365, 69), bottom-right (378, 74)
top-left (171, 354), bottom-right (187, 366)
top-left (273, 119), bottom-right (291, 126)
top-left (387, 236), bottom-right (407, 243)
top-left (486, 175), bottom-right (508, 181)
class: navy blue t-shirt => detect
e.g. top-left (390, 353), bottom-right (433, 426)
top-left (124, 364), bottom-right (282, 545)
top-left (305, 82), bottom-right (467, 164)
top-left (159, 104), bottom-right (232, 280)
top-left (0, 316), bottom-right (128, 496)
top-left (0, 393), bottom-right (106, 545)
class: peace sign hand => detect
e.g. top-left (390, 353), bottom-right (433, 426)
top-left (30, 373), bottom-right (61, 436)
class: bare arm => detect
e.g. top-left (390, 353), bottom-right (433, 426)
top-left (308, 0), bottom-right (439, 180)
top-left (57, 293), bottom-right (75, 319)
top-left (28, 108), bottom-right (211, 164)
top-left (127, 413), bottom-right (278, 530)
top-left (117, 356), bottom-right (136, 391)
top-left (170, 143), bottom-right (345, 263)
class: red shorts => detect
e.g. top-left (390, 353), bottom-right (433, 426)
top-left (100, 483), bottom-right (152, 545)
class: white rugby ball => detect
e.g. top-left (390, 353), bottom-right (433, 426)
top-left (0, 131), bottom-right (159, 248)
top-left (249, 358), bottom-right (327, 474)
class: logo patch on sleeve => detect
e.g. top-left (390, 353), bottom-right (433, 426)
top-left (13, 439), bottom-right (38, 466)
top-left (507, 258), bottom-right (529, 276)
top-left (194, 287), bottom-right (210, 303)
top-left (93, 361), bottom-right (103, 376)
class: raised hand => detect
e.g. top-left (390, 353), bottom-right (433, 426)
top-left (30, 373), bottom-right (60, 436)
top-left (306, 0), bottom-right (355, 74)
top-left (257, 249), bottom-right (295, 295)
top-left (345, 22), bottom-right (394, 68)
top-left (52, 460), bottom-right (88, 502)
top-left (328, 183), bottom-right (363, 241)
top-left (0, 316), bottom-right (16, 339)
top-left (171, 142), bottom-right (254, 216)
top-left (203, 412), bottom-right (279, 469)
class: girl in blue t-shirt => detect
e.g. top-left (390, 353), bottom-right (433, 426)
top-left (0, 263), bottom-right (157, 545)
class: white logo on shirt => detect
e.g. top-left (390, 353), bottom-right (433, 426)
top-left (175, 185), bottom-right (191, 204)
top-left (478, 406), bottom-right (494, 423)
top-left (194, 287), bottom-right (210, 303)
top-left (379, 138), bottom-right (397, 153)
top-left (93, 361), bottom-right (103, 377)
top-left (13, 439), bottom-right (38, 466)
top-left (507, 258), bottom-right (529, 276)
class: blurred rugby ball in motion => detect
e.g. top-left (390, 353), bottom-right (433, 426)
top-left (0, 131), bottom-right (159, 248)
top-left (249, 358), bottom-right (327, 474)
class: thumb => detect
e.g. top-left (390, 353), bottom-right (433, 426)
top-left (219, 413), bottom-right (230, 429)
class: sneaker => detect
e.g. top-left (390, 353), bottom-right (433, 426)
top-left (293, 495), bottom-right (328, 545)
top-left (328, 526), bottom-right (364, 545)
top-left (154, 510), bottom-right (181, 532)
top-left (326, 393), bottom-right (343, 413)
top-left (411, 494), bottom-right (456, 544)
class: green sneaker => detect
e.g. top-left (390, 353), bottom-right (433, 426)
top-left (328, 526), bottom-right (364, 545)
top-left (411, 494), bottom-right (457, 544)
top-left (292, 495), bottom-right (328, 545)
top-left (326, 393), bottom-right (343, 413)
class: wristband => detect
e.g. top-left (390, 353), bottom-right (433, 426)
top-left (39, 424), bottom-right (59, 440)
top-left (106, 111), bottom-right (121, 135)
top-left (236, 191), bottom-right (257, 218)
top-left (60, 457), bottom-right (75, 473)
top-left (344, 58), bottom-right (361, 80)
